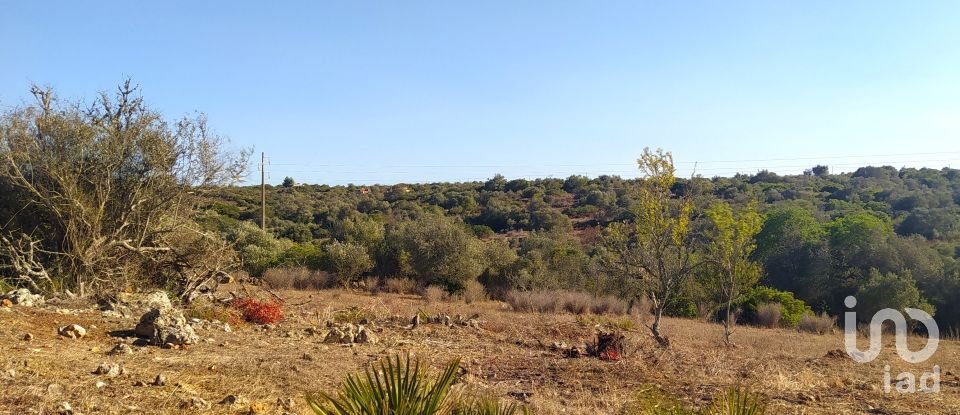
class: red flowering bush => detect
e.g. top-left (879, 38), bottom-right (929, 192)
top-left (233, 297), bottom-right (284, 324)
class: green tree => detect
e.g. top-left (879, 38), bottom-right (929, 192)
top-left (854, 269), bottom-right (934, 321)
top-left (601, 148), bottom-right (697, 346)
top-left (324, 241), bottom-right (374, 287)
top-left (390, 214), bottom-right (483, 290)
top-left (704, 201), bottom-right (763, 345)
top-left (282, 176), bottom-right (296, 188)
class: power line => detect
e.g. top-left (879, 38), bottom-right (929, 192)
top-left (254, 150), bottom-right (960, 185)
top-left (258, 150), bottom-right (960, 169)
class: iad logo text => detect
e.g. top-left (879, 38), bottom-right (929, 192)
top-left (843, 296), bottom-right (940, 393)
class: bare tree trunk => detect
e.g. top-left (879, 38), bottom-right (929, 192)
top-left (650, 305), bottom-right (670, 347)
top-left (723, 298), bottom-right (734, 346)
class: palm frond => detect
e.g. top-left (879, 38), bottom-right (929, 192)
top-left (306, 354), bottom-right (460, 415)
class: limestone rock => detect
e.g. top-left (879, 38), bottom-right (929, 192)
top-left (108, 343), bottom-right (133, 355)
top-left (219, 394), bottom-right (248, 406)
top-left (181, 397), bottom-right (210, 410)
top-left (323, 324), bottom-right (357, 344)
top-left (134, 307), bottom-right (199, 346)
top-left (355, 325), bottom-right (379, 344)
top-left (92, 363), bottom-right (124, 377)
top-left (3, 288), bottom-right (44, 307)
top-left (59, 324), bottom-right (87, 339)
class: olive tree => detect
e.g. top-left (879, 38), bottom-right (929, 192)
top-left (0, 81), bottom-right (250, 299)
top-left (324, 241), bottom-right (374, 287)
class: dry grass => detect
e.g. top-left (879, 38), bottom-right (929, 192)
top-left (184, 297), bottom-right (244, 326)
top-left (421, 285), bottom-right (448, 304)
top-left (461, 280), bottom-right (488, 304)
top-left (262, 267), bottom-right (332, 290)
top-left (756, 303), bottom-right (782, 328)
top-left (799, 312), bottom-right (836, 335)
top-left (383, 277), bottom-right (418, 295)
top-left (506, 290), bottom-right (629, 316)
top-left (1, 288), bottom-right (958, 415)
top-left (362, 276), bottom-right (380, 293)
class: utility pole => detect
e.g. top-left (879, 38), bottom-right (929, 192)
top-left (261, 152), bottom-right (266, 231)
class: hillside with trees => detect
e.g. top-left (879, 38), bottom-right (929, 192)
top-left (200, 156), bottom-right (960, 332)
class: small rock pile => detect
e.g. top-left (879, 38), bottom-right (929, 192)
top-left (2, 288), bottom-right (44, 307)
top-left (187, 317), bottom-right (232, 332)
top-left (418, 312), bottom-right (482, 329)
top-left (133, 291), bottom-right (199, 347)
top-left (323, 322), bottom-right (379, 345)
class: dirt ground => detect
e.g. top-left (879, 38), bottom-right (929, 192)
top-left (2, 287), bottom-right (959, 414)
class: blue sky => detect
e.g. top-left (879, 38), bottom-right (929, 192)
top-left (3, 1), bottom-right (960, 185)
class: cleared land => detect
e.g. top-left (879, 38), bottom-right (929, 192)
top-left (1, 288), bottom-right (958, 414)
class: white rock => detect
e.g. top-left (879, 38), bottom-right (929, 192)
top-left (58, 324), bottom-right (87, 339)
top-left (134, 307), bottom-right (199, 346)
top-left (4, 288), bottom-right (44, 307)
top-left (108, 343), bottom-right (133, 355)
top-left (92, 363), bottom-right (124, 377)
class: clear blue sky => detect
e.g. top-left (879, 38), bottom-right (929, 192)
top-left (3, 1), bottom-right (960, 185)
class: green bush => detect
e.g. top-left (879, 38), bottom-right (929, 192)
top-left (324, 241), bottom-right (375, 287)
top-left (741, 286), bottom-right (812, 327)
top-left (277, 243), bottom-right (325, 270)
top-left (388, 214), bottom-right (484, 290)
top-left (854, 269), bottom-right (934, 320)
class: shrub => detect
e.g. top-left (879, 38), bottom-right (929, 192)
top-left (276, 243), bottom-right (325, 270)
top-left (324, 241), bottom-right (374, 287)
top-left (561, 291), bottom-right (592, 314)
top-left (461, 279), bottom-right (487, 304)
top-left (506, 290), bottom-right (629, 316)
top-left (506, 290), bottom-right (559, 313)
top-left (387, 213), bottom-right (484, 289)
top-left (590, 295), bottom-right (629, 315)
top-left (756, 303), bottom-right (782, 328)
top-left (262, 267), bottom-right (332, 290)
top-left (384, 277), bottom-right (418, 294)
top-left (741, 286), bottom-right (812, 327)
top-left (233, 297), bottom-right (284, 324)
top-left (798, 312), bottom-right (835, 335)
top-left (854, 269), bottom-right (934, 321)
top-left (422, 285), bottom-right (448, 304)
